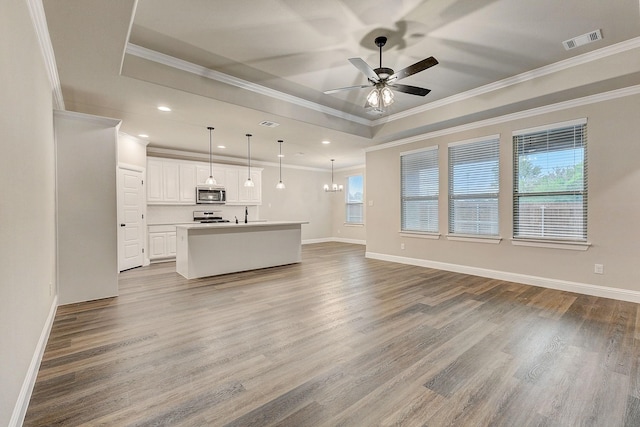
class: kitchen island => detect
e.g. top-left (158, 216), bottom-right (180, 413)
top-left (175, 221), bottom-right (308, 279)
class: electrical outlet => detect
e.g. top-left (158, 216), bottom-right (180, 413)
top-left (368, 200), bottom-right (374, 206)
top-left (49, 282), bottom-right (53, 295)
top-left (400, 243), bottom-right (405, 250)
top-left (594, 264), bottom-right (604, 274)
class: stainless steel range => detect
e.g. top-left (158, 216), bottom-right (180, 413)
top-left (193, 210), bottom-right (230, 223)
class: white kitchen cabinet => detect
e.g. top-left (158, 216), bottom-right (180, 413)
top-left (224, 168), bottom-right (240, 203)
top-left (148, 225), bottom-right (177, 261)
top-left (238, 170), bottom-right (262, 204)
top-left (179, 163), bottom-right (196, 203)
top-left (148, 158), bottom-right (181, 204)
top-left (196, 164), bottom-right (225, 186)
top-left (147, 157), bottom-right (261, 205)
top-left (147, 159), bottom-right (164, 203)
top-left (162, 162), bottom-right (180, 202)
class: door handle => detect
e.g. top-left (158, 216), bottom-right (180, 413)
top-left (120, 223), bottom-right (126, 227)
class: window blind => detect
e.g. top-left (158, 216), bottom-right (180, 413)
top-left (448, 137), bottom-right (500, 236)
top-left (513, 122), bottom-right (587, 241)
top-left (401, 147), bottom-right (439, 232)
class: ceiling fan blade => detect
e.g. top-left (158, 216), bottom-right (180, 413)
top-left (388, 56), bottom-right (438, 82)
top-left (390, 84), bottom-right (431, 96)
top-left (323, 84), bottom-right (371, 95)
top-left (348, 58), bottom-right (380, 82)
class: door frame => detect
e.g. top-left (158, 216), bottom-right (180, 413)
top-left (117, 163), bottom-right (147, 271)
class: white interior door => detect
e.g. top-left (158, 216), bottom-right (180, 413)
top-left (118, 168), bottom-right (144, 271)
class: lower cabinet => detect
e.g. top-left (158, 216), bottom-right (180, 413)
top-left (148, 225), bottom-right (177, 261)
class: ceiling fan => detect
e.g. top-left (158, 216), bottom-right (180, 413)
top-left (324, 36), bottom-right (438, 111)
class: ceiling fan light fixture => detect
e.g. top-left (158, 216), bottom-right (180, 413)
top-left (381, 86), bottom-right (394, 106)
top-left (366, 88), bottom-right (380, 108)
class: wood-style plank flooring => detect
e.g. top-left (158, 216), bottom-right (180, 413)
top-left (24, 243), bottom-right (640, 426)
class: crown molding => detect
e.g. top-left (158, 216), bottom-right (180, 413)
top-left (126, 43), bottom-right (371, 126)
top-left (127, 36), bottom-right (640, 131)
top-left (54, 109), bottom-right (122, 128)
top-left (118, 132), bottom-right (151, 146)
top-left (373, 36), bottom-right (640, 126)
top-left (146, 147), bottom-right (328, 172)
top-left (366, 84), bottom-right (640, 152)
top-left (25, 0), bottom-right (64, 110)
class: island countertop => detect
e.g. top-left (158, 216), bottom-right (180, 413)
top-left (175, 220), bottom-right (308, 230)
top-left (175, 221), bottom-right (308, 279)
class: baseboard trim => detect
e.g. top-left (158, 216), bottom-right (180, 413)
top-left (332, 237), bottom-right (366, 245)
top-left (10, 295), bottom-right (58, 427)
top-left (302, 238), bottom-right (334, 245)
top-left (365, 252), bottom-right (640, 304)
top-left (302, 238), bottom-right (366, 245)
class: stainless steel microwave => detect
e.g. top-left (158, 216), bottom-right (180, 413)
top-left (196, 185), bottom-right (226, 204)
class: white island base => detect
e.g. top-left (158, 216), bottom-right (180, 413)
top-left (175, 221), bottom-right (307, 279)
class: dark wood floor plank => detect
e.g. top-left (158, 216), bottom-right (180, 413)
top-left (23, 243), bottom-right (640, 426)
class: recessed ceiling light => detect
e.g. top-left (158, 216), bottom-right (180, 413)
top-left (217, 145), bottom-right (226, 149)
top-left (322, 140), bottom-right (331, 145)
top-left (157, 106), bottom-right (171, 112)
top-left (278, 154), bottom-right (285, 158)
top-left (138, 134), bottom-right (149, 138)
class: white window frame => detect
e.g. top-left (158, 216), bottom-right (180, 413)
top-left (345, 174), bottom-right (364, 225)
top-left (447, 135), bottom-right (500, 240)
top-left (400, 146), bottom-right (439, 234)
top-left (512, 118), bottom-right (588, 248)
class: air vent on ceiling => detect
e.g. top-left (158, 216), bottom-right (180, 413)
top-left (259, 120), bottom-right (280, 128)
top-left (562, 29), bottom-right (603, 50)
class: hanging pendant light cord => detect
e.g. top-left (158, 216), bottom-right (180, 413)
top-left (331, 159), bottom-right (335, 185)
top-left (279, 140), bottom-right (283, 181)
top-left (246, 133), bottom-right (252, 179)
top-left (207, 126), bottom-right (214, 178)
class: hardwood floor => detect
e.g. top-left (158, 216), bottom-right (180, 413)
top-left (24, 242), bottom-right (640, 426)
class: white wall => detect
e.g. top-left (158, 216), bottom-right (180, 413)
top-left (118, 132), bottom-right (148, 169)
top-left (366, 93), bottom-right (640, 297)
top-left (55, 111), bottom-right (120, 305)
top-left (261, 164), bottom-right (333, 241)
top-left (0, 1), bottom-right (57, 425)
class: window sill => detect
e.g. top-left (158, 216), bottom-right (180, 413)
top-left (446, 234), bottom-right (502, 244)
top-left (344, 223), bottom-right (364, 227)
top-left (399, 231), bottom-right (441, 240)
top-left (511, 238), bottom-right (591, 251)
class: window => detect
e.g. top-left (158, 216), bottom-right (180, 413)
top-left (448, 136), bottom-right (500, 236)
top-left (401, 147), bottom-right (439, 232)
top-left (346, 174), bottom-right (364, 224)
top-left (513, 119), bottom-right (587, 241)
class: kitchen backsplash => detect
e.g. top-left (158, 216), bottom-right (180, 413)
top-left (147, 205), bottom-right (261, 224)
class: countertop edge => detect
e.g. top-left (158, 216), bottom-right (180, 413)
top-left (175, 221), bottom-right (309, 230)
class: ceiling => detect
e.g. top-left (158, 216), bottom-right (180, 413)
top-left (42, 0), bottom-right (640, 169)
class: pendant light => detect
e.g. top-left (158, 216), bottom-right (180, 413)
top-left (324, 159), bottom-right (343, 192)
top-left (276, 139), bottom-right (285, 190)
top-left (204, 126), bottom-right (217, 185)
top-left (244, 133), bottom-right (254, 187)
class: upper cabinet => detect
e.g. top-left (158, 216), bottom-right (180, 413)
top-left (147, 158), bottom-right (180, 203)
top-left (147, 157), bottom-right (261, 205)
